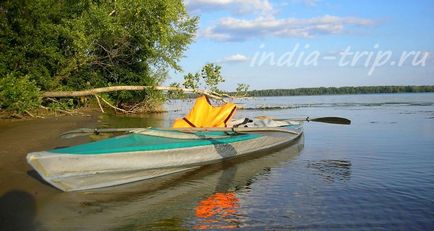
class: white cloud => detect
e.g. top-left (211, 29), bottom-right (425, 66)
top-left (202, 15), bottom-right (375, 41)
top-left (220, 54), bottom-right (249, 63)
top-left (185, 0), bottom-right (273, 16)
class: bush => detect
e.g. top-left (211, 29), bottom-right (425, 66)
top-left (0, 74), bottom-right (41, 114)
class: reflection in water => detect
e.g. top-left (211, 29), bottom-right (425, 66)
top-left (86, 112), bottom-right (169, 141)
top-left (194, 192), bottom-right (240, 230)
top-left (0, 191), bottom-right (37, 231)
top-left (98, 112), bottom-right (167, 128)
top-left (36, 137), bottom-right (304, 230)
top-left (307, 160), bottom-right (352, 183)
top-left (191, 138), bottom-right (304, 230)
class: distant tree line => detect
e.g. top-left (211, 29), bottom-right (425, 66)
top-left (245, 85), bottom-right (434, 97)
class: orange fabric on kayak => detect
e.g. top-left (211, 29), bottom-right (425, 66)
top-left (172, 96), bottom-right (237, 128)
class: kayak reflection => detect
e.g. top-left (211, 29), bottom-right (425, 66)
top-left (194, 192), bottom-right (240, 230)
top-left (36, 136), bottom-right (304, 230)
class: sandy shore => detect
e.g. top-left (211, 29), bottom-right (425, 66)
top-left (0, 114), bottom-right (100, 230)
top-left (0, 114), bottom-right (101, 193)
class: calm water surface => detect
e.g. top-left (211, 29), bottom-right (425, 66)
top-left (165, 93), bottom-right (434, 230)
top-left (2, 93), bottom-right (434, 230)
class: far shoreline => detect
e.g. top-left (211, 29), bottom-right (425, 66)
top-left (240, 85), bottom-right (434, 98)
top-left (242, 91), bottom-right (434, 99)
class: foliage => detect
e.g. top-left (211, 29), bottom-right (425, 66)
top-left (200, 63), bottom-right (224, 92)
top-left (183, 64), bottom-right (225, 92)
top-left (0, 0), bottom-right (198, 112)
top-left (247, 86), bottom-right (434, 97)
top-left (235, 83), bottom-right (250, 97)
top-left (0, 74), bottom-right (41, 113)
top-left (182, 73), bottom-right (201, 90)
top-left (167, 82), bottom-right (186, 99)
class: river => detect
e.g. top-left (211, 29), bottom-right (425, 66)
top-left (1, 93), bottom-right (433, 230)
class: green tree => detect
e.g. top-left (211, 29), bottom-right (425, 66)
top-left (200, 63), bottom-right (224, 92)
top-left (0, 74), bottom-right (41, 114)
top-left (0, 0), bottom-right (198, 111)
top-left (183, 73), bottom-right (201, 89)
top-left (183, 64), bottom-right (225, 92)
top-left (235, 83), bottom-right (250, 97)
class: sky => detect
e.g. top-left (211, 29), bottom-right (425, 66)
top-left (169, 0), bottom-right (434, 90)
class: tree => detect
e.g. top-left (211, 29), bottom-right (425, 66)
top-left (200, 63), bottom-right (224, 92)
top-left (235, 83), bottom-right (250, 97)
top-left (183, 64), bottom-right (225, 92)
top-left (0, 0), bottom-right (198, 112)
top-left (0, 74), bottom-right (41, 114)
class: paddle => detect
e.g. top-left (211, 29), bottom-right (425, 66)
top-left (60, 126), bottom-right (301, 139)
top-left (60, 128), bottom-right (143, 139)
top-left (60, 116), bottom-right (350, 139)
top-left (276, 116), bottom-right (351, 125)
top-left (254, 116), bottom-right (351, 125)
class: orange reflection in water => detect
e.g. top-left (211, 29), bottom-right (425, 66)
top-left (194, 192), bottom-right (240, 230)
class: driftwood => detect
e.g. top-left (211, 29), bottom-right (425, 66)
top-left (41, 85), bottom-right (230, 114)
top-left (94, 95), bottom-right (105, 113)
top-left (97, 95), bottom-right (130, 113)
top-left (42, 86), bottom-right (226, 101)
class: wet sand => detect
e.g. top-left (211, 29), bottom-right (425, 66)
top-left (0, 114), bottom-right (100, 193)
top-left (0, 114), bottom-right (100, 230)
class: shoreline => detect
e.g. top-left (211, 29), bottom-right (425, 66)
top-left (1, 91), bottom-right (434, 120)
top-left (0, 113), bottom-right (100, 195)
top-left (0, 106), bottom-right (169, 121)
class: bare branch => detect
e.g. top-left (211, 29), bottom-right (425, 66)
top-left (98, 95), bottom-right (130, 113)
top-left (94, 95), bottom-right (105, 113)
top-left (42, 85), bottom-right (228, 101)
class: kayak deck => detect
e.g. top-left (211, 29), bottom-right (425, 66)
top-left (52, 131), bottom-right (260, 155)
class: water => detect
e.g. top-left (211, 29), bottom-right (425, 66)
top-left (1, 93), bottom-right (434, 230)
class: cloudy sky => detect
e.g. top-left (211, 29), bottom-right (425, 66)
top-left (170, 0), bottom-right (434, 90)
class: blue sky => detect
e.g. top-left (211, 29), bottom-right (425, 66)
top-left (169, 0), bottom-right (434, 90)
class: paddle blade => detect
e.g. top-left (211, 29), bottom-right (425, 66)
top-left (60, 127), bottom-right (141, 139)
top-left (60, 132), bottom-right (93, 139)
top-left (60, 128), bottom-right (94, 139)
top-left (309, 117), bottom-right (351, 125)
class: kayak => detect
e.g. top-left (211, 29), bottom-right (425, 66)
top-left (27, 123), bottom-right (303, 191)
top-left (36, 138), bottom-right (304, 230)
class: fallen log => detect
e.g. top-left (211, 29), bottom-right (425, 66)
top-left (42, 85), bottom-right (226, 101)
